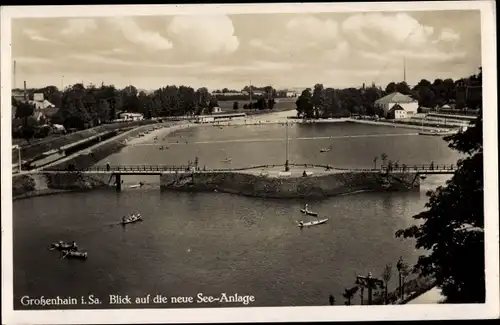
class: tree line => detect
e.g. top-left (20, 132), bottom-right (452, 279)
top-left (295, 67), bottom-right (482, 119)
top-left (343, 69), bottom-right (484, 305)
top-left (11, 82), bottom-right (281, 141)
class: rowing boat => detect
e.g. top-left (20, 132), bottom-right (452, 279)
top-left (62, 250), bottom-right (88, 259)
top-left (300, 209), bottom-right (318, 217)
top-left (50, 241), bottom-right (77, 251)
top-left (121, 214), bottom-right (143, 225)
top-left (297, 218), bottom-right (328, 227)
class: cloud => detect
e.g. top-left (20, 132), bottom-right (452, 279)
top-left (69, 53), bottom-right (205, 69)
top-left (285, 15), bottom-right (339, 44)
top-left (324, 41), bottom-right (350, 61)
top-left (246, 15), bottom-right (341, 60)
top-left (437, 28), bottom-right (460, 42)
top-left (61, 19), bottom-right (97, 36)
top-left (14, 56), bottom-right (55, 64)
top-left (167, 15), bottom-right (239, 54)
top-left (23, 28), bottom-right (60, 43)
top-left (341, 13), bottom-right (434, 48)
top-left (207, 61), bottom-right (299, 73)
top-left (360, 48), bottom-right (467, 63)
top-left (107, 17), bottom-right (173, 51)
top-left (249, 39), bottom-right (279, 53)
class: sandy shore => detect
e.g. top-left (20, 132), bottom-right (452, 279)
top-left (124, 122), bottom-right (195, 146)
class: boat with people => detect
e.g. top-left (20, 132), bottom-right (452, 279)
top-left (129, 181), bottom-right (145, 189)
top-left (419, 129), bottom-right (458, 136)
top-left (297, 218), bottom-right (329, 228)
top-left (320, 147), bottom-right (331, 153)
top-left (50, 241), bottom-right (78, 251)
top-left (121, 213), bottom-right (143, 225)
top-left (300, 204), bottom-right (318, 217)
top-left (221, 158), bottom-right (232, 163)
top-left (62, 250), bottom-right (88, 259)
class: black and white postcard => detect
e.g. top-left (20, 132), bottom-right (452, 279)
top-left (1, 1), bottom-right (498, 324)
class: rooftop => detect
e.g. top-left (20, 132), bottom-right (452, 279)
top-left (375, 92), bottom-right (416, 104)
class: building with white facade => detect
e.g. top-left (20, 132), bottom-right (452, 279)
top-left (374, 92), bottom-right (418, 117)
top-left (119, 112), bottom-right (144, 121)
top-left (386, 104), bottom-right (407, 119)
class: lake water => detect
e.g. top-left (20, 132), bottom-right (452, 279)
top-left (13, 122), bottom-right (461, 309)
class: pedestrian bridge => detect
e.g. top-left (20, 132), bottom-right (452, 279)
top-left (43, 162), bottom-right (457, 175)
top-left (40, 163), bottom-right (457, 191)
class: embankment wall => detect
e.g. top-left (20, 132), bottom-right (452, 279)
top-left (13, 120), bottom-right (158, 164)
top-left (42, 123), bottom-right (162, 171)
top-left (13, 172), bottom-right (113, 200)
top-left (160, 171), bottom-right (420, 198)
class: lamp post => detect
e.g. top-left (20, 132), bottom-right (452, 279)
top-left (396, 257), bottom-right (410, 300)
top-left (285, 121), bottom-right (290, 171)
top-left (13, 145), bottom-right (22, 173)
top-left (356, 272), bottom-right (384, 305)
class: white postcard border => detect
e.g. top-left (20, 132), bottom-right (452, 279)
top-left (1, 1), bottom-right (498, 324)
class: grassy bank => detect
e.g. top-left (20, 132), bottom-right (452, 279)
top-left (12, 120), bottom-right (157, 164)
top-left (12, 172), bottom-right (113, 200)
top-left (43, 124), bottom-right (158, 171)
top-left (371, 275), bottom-right (436, 305)
top-left (12, 174), bottom-right (36, 197)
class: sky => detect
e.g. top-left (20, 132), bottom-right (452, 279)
top-left (10, 10), bottom-right (482, 91)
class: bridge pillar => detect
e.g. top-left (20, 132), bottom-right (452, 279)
top-left (115, 174), bottom-right (122, 192)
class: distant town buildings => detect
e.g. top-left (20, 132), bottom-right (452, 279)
top-left (374, 92), bottom-right (418, 119)
top-left (118, 112), bottom-right (144, 121)
top-left (12, 92), bottom-right (59, 122)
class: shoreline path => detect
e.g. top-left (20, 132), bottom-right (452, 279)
top-left (25, 109), bottom-right (445, 173)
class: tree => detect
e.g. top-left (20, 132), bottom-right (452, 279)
top-left (381, 264), bottom-right (393, 304)
top-left (296, 88), bottom-right (313, 118)
top-left (208, 97), bottom-right (218, 114)
top-left (342, 286), bottom-right (358, 305)
top-left (380, 153), bottom-right (388, 167)
top-left (267, 98), bottom-right (276, 110)
top-left (373, 156), bottom-right (378, 170)
top-left (15, 102), bottom-right (35, 119)
top-left (21, 116), bottom-right (37, 144)
top-left (385, 82), bottom-right (397, 94)
top-left (312, 83), bottom-right (324, 118)
top-left (233, 101), bottom-right (239, 110)
top-left (196, 87), bottom-right (211, 111)
top-left (395, 81), bottom-right (411, 95)
top-left (395, 109), bottom-right (484, 303)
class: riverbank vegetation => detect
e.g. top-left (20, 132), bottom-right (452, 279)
top-left (14, 120), bottom-right (157, 164)
top-left (334, 70), bottom-right (484, 305)
top-left (395, 70), bottom-right (484, 304)
top-left (295, 68), bottom-right (482, 119)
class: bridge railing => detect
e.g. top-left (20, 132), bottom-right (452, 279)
top-left (42, 162), bottom-right (457, 173)
top-left (82, 165), bottom-right (191, 172)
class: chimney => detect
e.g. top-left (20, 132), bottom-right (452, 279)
top-left (362, 83), bottom-right (365, 89)
top-left (23, 81), bottom-right (27, 101)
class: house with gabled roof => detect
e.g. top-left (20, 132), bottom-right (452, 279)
top-left (386, 104), bottom-right (407, 120)
top-left (375, 91), bottom-right (418, 118)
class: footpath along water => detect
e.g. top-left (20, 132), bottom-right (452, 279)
top-left (13, 121), bottom-right (461, 309)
